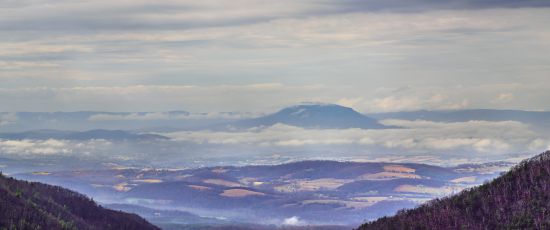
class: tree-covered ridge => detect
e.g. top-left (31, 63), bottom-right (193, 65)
top-left (358, 151), bottom-right (550, 230)
top-left (0, 173), bottom-right (159, 230)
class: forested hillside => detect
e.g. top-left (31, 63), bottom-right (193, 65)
top-left (0, 173), bottom-right (159, 230)
top-left (358, 151), bottom-right (550, 229)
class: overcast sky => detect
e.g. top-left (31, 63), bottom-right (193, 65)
top-left (1, 0), bottom-right (550, 112)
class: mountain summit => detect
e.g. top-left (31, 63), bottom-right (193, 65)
top-left (233, 104), bottom-right (389, 129)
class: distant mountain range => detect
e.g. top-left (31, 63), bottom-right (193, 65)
top-left (0, 111), bottom-right (217, 132)
top-left (358, 151), bottom-right (550, 229)
top-left (3, 105), bottom-right (550, 132)
top-left (0, 173), bottom-right (159, 230)
top-left (229, 104), bottom-right (390, 129)
top-left (0, 129), bottom-right (168, 141)
top-left (3, 106), bottom-right (550, 144)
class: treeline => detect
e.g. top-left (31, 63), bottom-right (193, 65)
top-left (357, 151), bottom-right (550, 229)
top-left (0, 172), bottom-right (159, 230)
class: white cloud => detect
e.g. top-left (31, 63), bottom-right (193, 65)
top-left (0, 42), bottom-right (92, 57)
top-left (0, 139), bottom-right (115, 156)
top-left (337, 97), bottom-right (363, 108)
top-left (165, 120), bottom-right (538, 155)
top-left (0, 61), bottom-right (59, 70)
top-left (283, 216), bottom-right (305, 226)
top-left (0, 3), bottom-right (549, 113)
top-left (491, 93), bottom-right (515, 104)
top-left (371, 94), bottom-right (469, 112)
top-left (0, 120), bottom-right (544, 166)
top-left (528, 139), bottom-right (550, 152)
top-left (0, 139), bottom-right (70, 155)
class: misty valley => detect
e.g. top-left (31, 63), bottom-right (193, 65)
top-left (1, 104), bottom-right (547, 229)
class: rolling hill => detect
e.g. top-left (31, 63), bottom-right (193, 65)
top-left (17, 160), bottom-right (510, 226)
top-left (357, 151), bottom-right (550, 229)
top-left (0, 173), bottom-right (159, 230)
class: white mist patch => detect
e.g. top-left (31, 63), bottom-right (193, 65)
top-left (165, 119), bottom-right (539, 155)
top-left (283, 216), bottom-right (305, 226)
top-left (0, 138), bottom-right (117, 158)
top-left (0, 139), bottom-right (70, 155)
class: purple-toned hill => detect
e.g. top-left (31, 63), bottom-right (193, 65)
top-left (358, 151), bottom-right (550, 229)
top-left (0, 173), bottom-right (159, 230)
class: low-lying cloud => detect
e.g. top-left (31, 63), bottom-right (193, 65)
top-left (166, 119), bottom-right (540, 155)
top-left (283, 216), bottom-right (306, 226)
top-left (0, 139), bottom-right (112, 156)
top-left (0, 139), bottom-right (70, 155)
top-left (0, 119), bottom-right (547, 168)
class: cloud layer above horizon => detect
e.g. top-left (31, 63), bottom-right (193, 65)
top-left (1, 119), bottom-right (548, 166)
top-left (1, 1), bottom-right (550, 113)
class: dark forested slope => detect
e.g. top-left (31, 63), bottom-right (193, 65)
top-left (358, 151), bottom-right (550, 230)
top-left (0, 173), bottom-right (159, 230)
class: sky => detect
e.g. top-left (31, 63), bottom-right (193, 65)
top-left (1, 0), bottom-right (550, 113)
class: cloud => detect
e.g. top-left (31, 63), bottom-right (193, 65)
top-left (371, 94), bottom-right (469, 112)
top-left (0, 1), bottom-right (333, 31)
top-left (0, 2), bottom-right (549, 114)
top-left (0, 61), bottom-right (59, 70)
top-left (0, 42), bottom-right (91, 57)
top-left (355, 83), bottom-right (550, 113)
top-left (283, 216), bottom-right (305, 226)
top-left (1, 1), bottom-right (548, 32)
top-left (165, 119), bottom-right (538, 155)
top-left (0, 138), bottom-right (168, 163)
top-left (336, 0), bottom-right (550, 13)
top-left (337, 97), bottom-right (363, 108)
top-left (528, 139), bottom-right (550, 152)
top-left (491, 93), bottom-right (515, 104)
top-left (0, 119), bottom-right (544, 166)
top-left (0, 139), bottom-right (71, 155)
top-left (0, 137), bottom-right (121, 157)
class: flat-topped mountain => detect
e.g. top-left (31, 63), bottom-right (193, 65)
top-left (232, 104), bottom-right (389, 129)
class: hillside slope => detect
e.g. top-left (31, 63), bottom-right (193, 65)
top-left (0, 173), bottom-right (159, 230)
top-left (358, 151), bottom-right (550, 229)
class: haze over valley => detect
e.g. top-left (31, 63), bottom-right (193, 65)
top-left (0, 104), bottom-right (546, 228)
